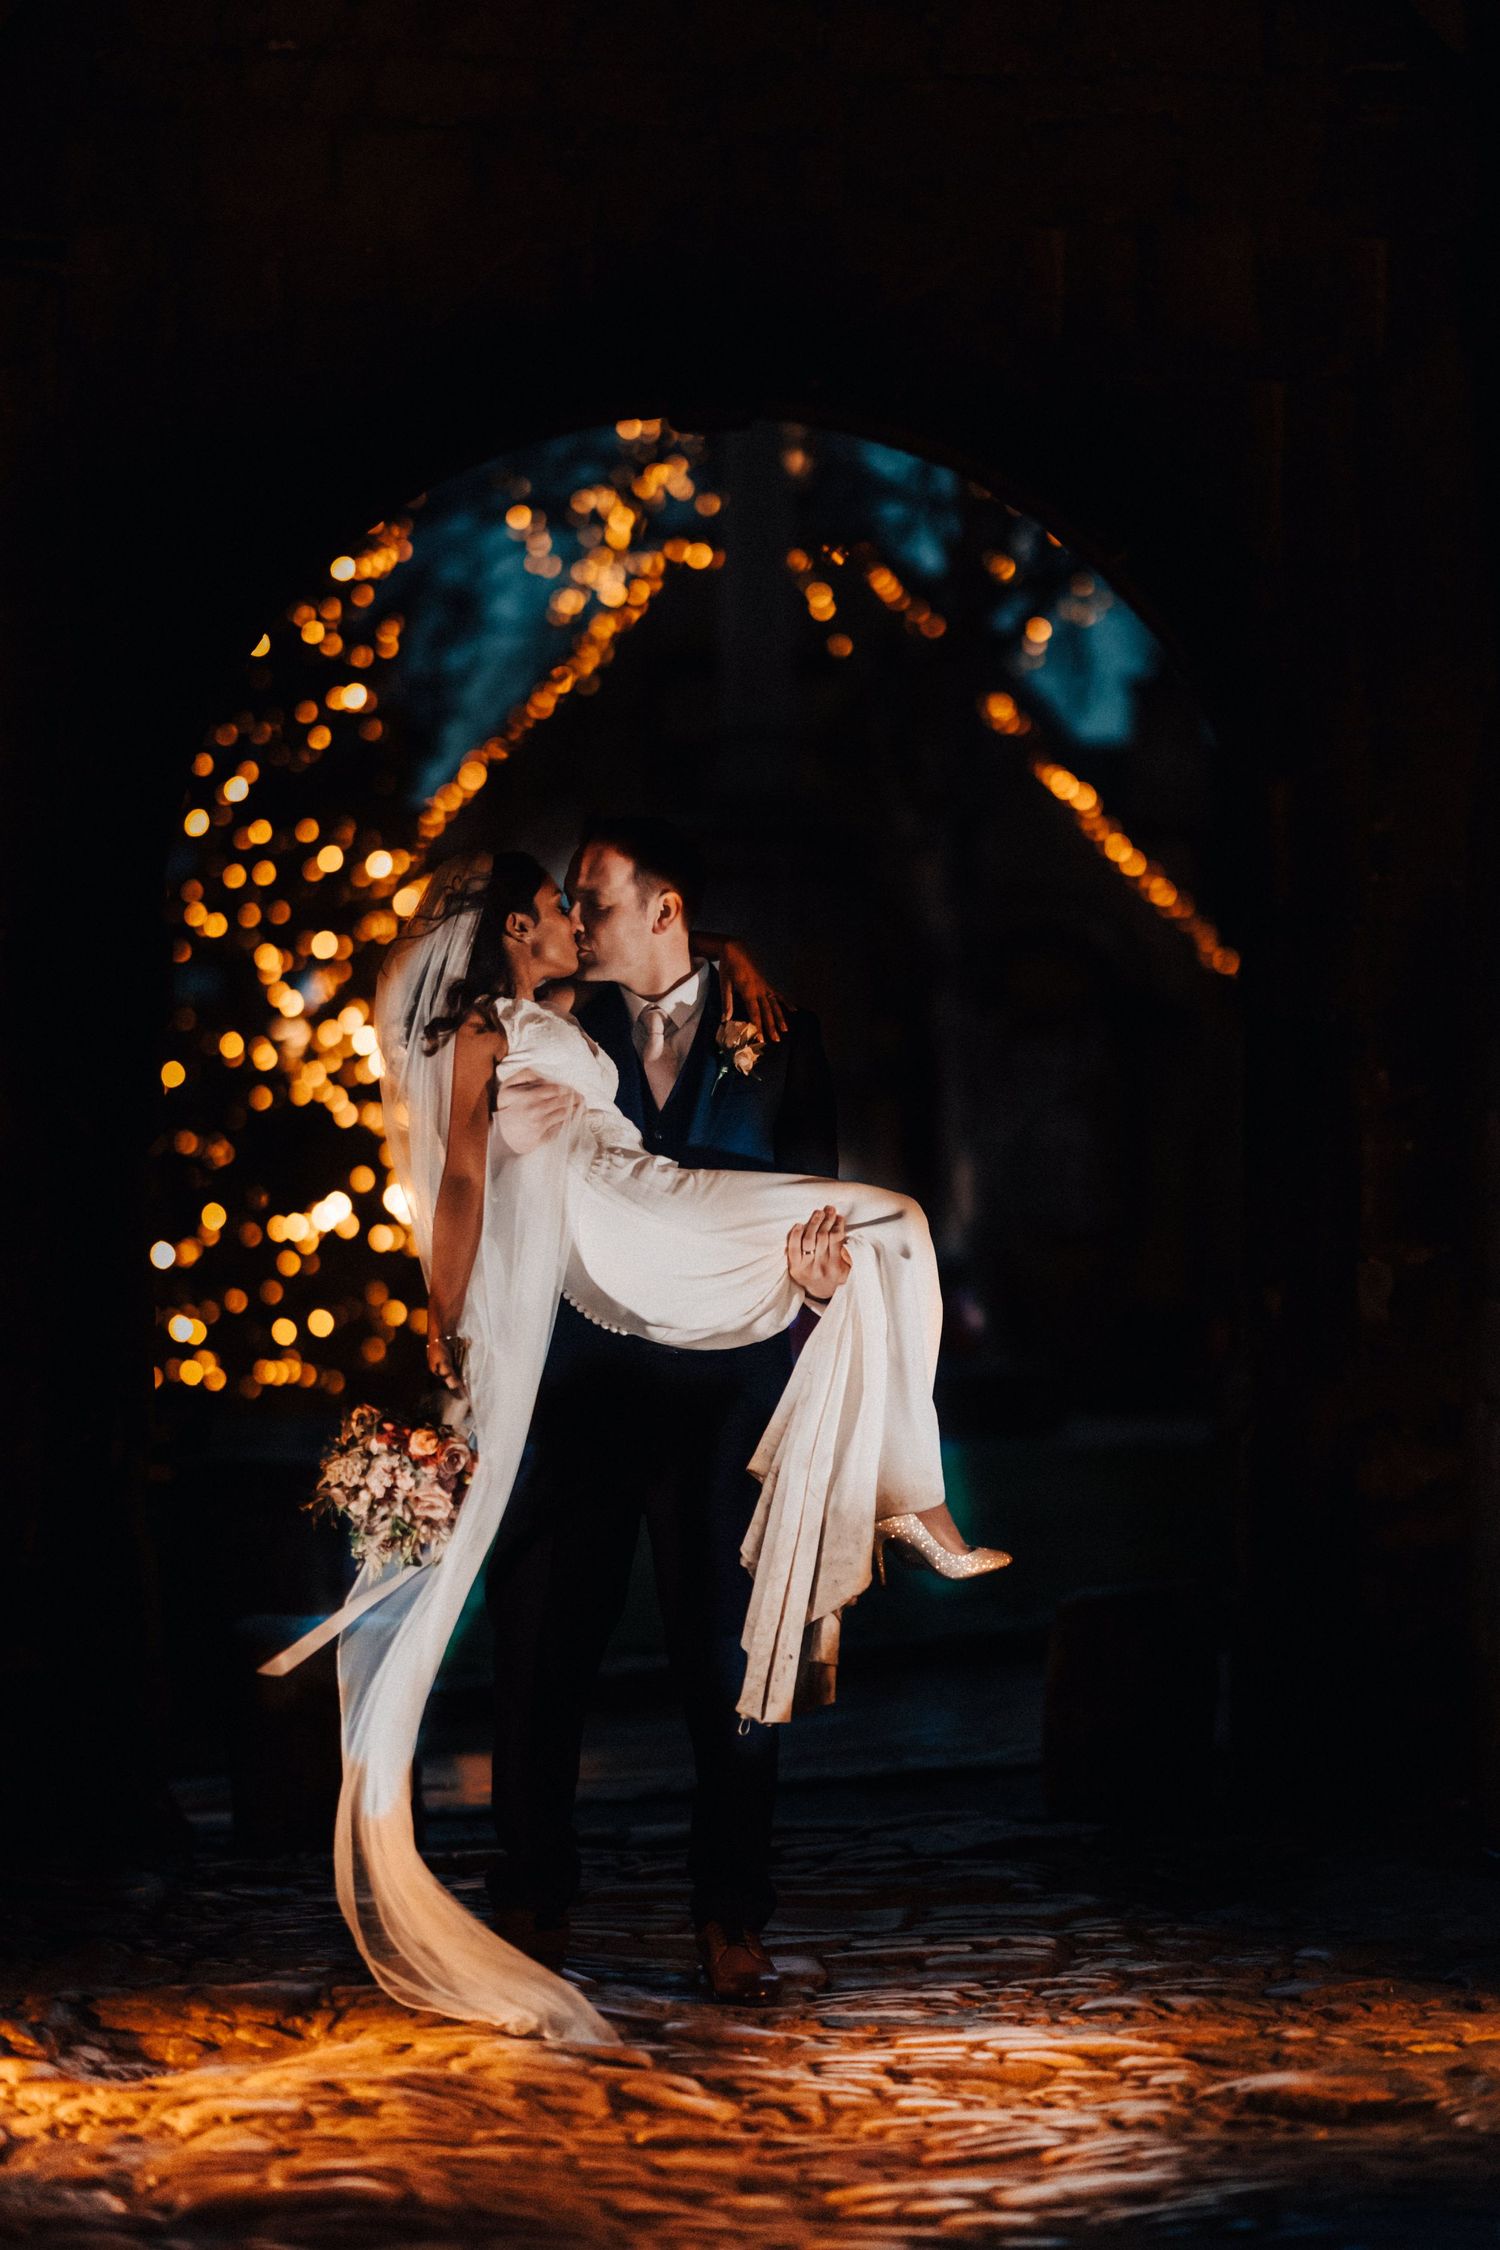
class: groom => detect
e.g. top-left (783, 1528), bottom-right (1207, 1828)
top-left (483, 813), bottom-right (838, 2000)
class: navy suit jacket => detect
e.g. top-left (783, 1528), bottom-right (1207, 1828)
top-left (575, 963), bottom-right (838, 1178)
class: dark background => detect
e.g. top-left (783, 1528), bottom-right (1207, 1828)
top-left (2, 0), bottom-right (1496, 1851)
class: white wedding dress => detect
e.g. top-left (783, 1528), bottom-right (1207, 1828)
top-left (295, 895), bottom-right (947, 2044)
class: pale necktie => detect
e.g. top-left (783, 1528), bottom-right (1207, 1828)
top-left (637, 1003), bottom-right (680, 1110)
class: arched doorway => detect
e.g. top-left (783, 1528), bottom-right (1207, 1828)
top-left (149, 414), bottom-right (1243, 1813)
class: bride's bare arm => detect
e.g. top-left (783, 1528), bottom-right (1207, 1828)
top-left (425, 1013), bottom-right (505, 1391)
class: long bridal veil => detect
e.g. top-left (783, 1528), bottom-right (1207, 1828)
top-left (337, 857), bottom-right (615, 2041)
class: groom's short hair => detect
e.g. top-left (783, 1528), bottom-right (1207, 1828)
top-left (577, 813), bottom-right (705, 924)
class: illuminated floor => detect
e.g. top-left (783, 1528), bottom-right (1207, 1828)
top-left (4, 1699), bottom-right (1500, 2245)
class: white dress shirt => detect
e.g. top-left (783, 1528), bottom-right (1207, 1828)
top-left (619, 957), bottom-right (710, 1107)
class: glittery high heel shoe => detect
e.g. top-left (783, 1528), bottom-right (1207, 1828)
top-left (873, 1513), bottom-right (1013, 1585)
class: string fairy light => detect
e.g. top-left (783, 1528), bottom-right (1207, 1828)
top-left (155, 424), bottom-right (722, 1402)
top-left (785, 504), bottom-right (1235, 977)
top-left (414, 556), bottom-right (670, 847)
top-left (1024, 754), bottom-right (1239, 977)
top-left (783, 540), bottom-right (948, 661)
top-left (416, 423), bottom-right (724, 846)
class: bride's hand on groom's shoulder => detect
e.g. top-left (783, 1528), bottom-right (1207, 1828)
top-left (493, 1072), bottom-right (580, 1156)
top-left (717, 938), bottom-right (791, 1046)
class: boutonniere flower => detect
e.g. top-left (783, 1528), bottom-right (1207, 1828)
top-left (714, 1017), bottom-right (766, 1088)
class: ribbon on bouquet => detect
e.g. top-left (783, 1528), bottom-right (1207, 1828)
top-left (257, 1562), bottom-right (426, 1677)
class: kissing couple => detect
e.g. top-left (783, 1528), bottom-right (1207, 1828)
top-left (334, 813), bottom-right (1010, 2044)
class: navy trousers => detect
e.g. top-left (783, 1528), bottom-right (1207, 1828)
top-left (484, 1298), bottom-right (790, 1931)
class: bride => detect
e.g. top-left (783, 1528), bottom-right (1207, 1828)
top-left (330, 846), bottom-right (1009, 2043)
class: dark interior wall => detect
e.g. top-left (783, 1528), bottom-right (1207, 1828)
top-left (2, 0), bottom-right (1493, 1842)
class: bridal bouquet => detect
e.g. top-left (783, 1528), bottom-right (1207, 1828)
top-left (306, 1403), bottom-right (476, 1571)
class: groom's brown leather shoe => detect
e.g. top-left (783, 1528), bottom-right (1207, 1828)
top-left (489, 1903), bottom-right (570, 1970)
top-left (695, 1921), bottom-right (781, 2003)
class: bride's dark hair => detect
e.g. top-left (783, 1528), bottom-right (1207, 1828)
top-left (418, 848), bottom-right (553, 1052)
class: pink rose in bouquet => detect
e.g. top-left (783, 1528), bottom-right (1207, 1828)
top-left (307, 1407), bottom-right (477, 1570)
top-left (411, 1488), bottom-right (456, 1526)
top-left (437, 1440), bottom-right (472, 1488)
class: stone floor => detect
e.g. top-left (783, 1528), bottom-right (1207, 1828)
top-left (4, 1678), bottom-right (1500, 2248)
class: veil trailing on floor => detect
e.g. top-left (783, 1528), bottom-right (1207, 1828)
top-left (333, 855), bottom-right (615, 2042)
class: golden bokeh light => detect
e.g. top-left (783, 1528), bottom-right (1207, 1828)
top-left (162, 427), bottom-right (1228, 1407)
